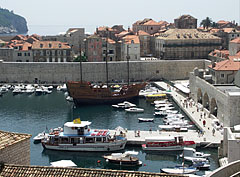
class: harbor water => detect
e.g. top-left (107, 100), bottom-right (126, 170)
top-left (0, 90), bottom-right (219, 175)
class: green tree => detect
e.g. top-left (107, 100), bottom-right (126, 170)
top-left (200, 17), bottom-right (212, 29)
top-left (73, 55), bottom-right (87, 62)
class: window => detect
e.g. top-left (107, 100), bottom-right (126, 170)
top-left (109, 50), bottom-right (114, 54)
top-left (24, 53), bottom-right (27, 56)
top-left (221, 73), bottom-right (224, 78)
top-left (28, 53), bottom-right (30, 56)
top-left (17, 53), bottom-right (22, 56)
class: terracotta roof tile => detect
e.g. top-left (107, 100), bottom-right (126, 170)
top-left (217, 20), bottom-right (230, 24)
top-left (230, 37), bottom-right (240, 44)
top-left (209, 59), bottom-right (240, 71)
top-left (0, 164), bottom-right (185, 177)
top-left (123, 35), bottom-right (140, 44)
top-left (0, 130), bottom-right (31, 150)
top-left (32, 41), bottom-right (71, 49)
top-left (137, 30), bottom-right (150, 36)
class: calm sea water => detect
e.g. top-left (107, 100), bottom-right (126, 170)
top-left (0, 90), bottom-right (219, 175)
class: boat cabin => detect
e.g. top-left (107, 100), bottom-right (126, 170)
top-left (145, 136), bottom-right (184, 146)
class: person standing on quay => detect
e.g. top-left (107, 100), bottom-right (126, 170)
top-left (212, 128), bottom-right (215, 136)
top-left (203, 120), bottom-right (206, 127)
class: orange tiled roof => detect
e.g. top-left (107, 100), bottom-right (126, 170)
top-left (0, 130), bottom-right (31, 151)
top-left (32, 41), bottom-right (71, 49)
top-left (223, 28), bottom-right (235, 33)
top-left (123, 35), bottom-right (140, 44)
top-left (209, 59), bottom-right (240, 71)
top-left (230, 37), bottom-right (240, 44)
top-left (143, 19), bottom-right (159, 26)
top-left (137, 30), bottom-right (150, 36)
top-left (102, 38), bottom-right (116, 44)
top-left (97, 26), bottom-right (114, 31)
top-left (0, 164), bottom-right (184, 177)
top-left (217, 20), bottom-right (230, 24)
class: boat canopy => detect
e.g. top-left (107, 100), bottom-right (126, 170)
top-left (174, 83), bottom-right (190, 94)
top-left (64, 121), bottom-right (92, 128)
top-left (124, 151), bottom-right (138, 155)
top-left (146, 93), bottom-right (166, 97)
top-left (50, 160), bottom-right (77, 167)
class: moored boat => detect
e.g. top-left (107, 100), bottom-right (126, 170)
top-left (138, 118), bottom-right (154, 122)
top-left (142, 136), bottom-right (196, 151)
top-left (125, 107), bottom-right (144, 113)
top-left (33, 131), bottom-right (48, 144)
top-left (41, 118), bottom-right (127, 152)
top-left (161, 166), bottom-right (198, 174)
top-left (67, 81), bottom-right (146, 105)
top-left (103, 151), bottom-right (142, 166)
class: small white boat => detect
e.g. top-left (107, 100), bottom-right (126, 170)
top-left (158, 106), bottom-right (175, 111)
top-left (33, 131), bottom-right (48, 143)
top-left (153, 111), bottom-right (168, 117)
top-left (192, 161), bottom-right (210, 170)
top-left (155, 103), bottom-right (173, 108)
top-left (180, 147), bottom-right (211, 159)
top-left (153, 99), bottom-right (168, 105)
top-left (103, 151), bottom-right (142, 166)
top-left (161, 166), bottom-right (198, 174)
top-left (138, 118), bottom-right (154, 122)
top-left (158, 125), bottom-right (188, 132)
top-left (66, 96), bottom-right (73, 102)
top-left (125, 107), bottom-right (144, 113)
top-left (184, 156), bottom-right (208, 163)
top-left (50, 160), bottom-right (77, 167)
top-left (112, 101), bottom-right (136, 109)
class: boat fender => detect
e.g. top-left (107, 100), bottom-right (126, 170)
top-left (107, 147), bottom-right (110, 151)
top-left (97, 160), bottom-right (101, 163)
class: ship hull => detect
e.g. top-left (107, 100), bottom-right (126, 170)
top-left (42, 140), bottom-right (127, 152)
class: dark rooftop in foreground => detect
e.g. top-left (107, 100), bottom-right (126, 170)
top-left (0, 164), bottom-right (186, 177)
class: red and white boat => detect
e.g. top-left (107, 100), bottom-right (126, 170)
top-left (142, 136), bottom-right (196, 151)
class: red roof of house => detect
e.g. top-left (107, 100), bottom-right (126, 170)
top-left (123, 35), bottom-right (140, 44)
top-left (137, 30), bottom-right (150, 36)
top-left (32, 41), bottom-right (71, 49)
top-left (209, 59), bottom-right (240, 71)
top-left (230, 37), bottom-right (240, 44)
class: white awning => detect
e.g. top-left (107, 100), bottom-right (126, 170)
top-left (174, 83), bottom-right (190, 94)
top-left (50, 160), bottom-right (77, 167)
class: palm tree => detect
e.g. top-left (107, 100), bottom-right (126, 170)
top-left (200, 17), bottom-right (212, 29)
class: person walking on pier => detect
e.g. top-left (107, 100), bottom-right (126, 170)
top-left (212, 128), bottom-right (215, 136)
top-left (203, 120), bottom-right (206, 127)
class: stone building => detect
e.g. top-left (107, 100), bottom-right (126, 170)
top-left (132, 18), bottom-right (168, 35)
top-left (0, 48), bottom-right (13, 61)
top-left (122, 35), bottom-right (140, 61)
top-left (43, 28), bottom-right (85, 55)
top-left (85, 35), bottom-right (117, 62)
top-left (189, 67), bottom-right (240, 127)
top-left (32, 41), bottom-right (72, 62)
top-left (229, 37), bottom-right (240, 55)
top-left (174, 15), bottom-right (197, 29)
top-left (209, 58), bottom-right (240, 84)
top-left (211, 28), bottom-right (240, 49)
top-left (155, 29), bottom-right (222, 59)
top-left (137, 30), bottom-right (151, 57)
top-left (96, 26), bottom-right (118, 41)
top-left (0, 130), bottom-right (31, 165)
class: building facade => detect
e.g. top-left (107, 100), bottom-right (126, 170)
top-left (32, 41), bottom-right (72, 62)
top-left (138, 30), bottom-right (152, 57)
top-left (155, 29), bottom-right (222, 59)
top-left (174, 15), bottom-right (197, 29)
top-left (122, 35), bottom-right (140, 61)
top-left (0, 130), bottom-right (31, 165)
top-left (132, 18), bottom-right (168, 35)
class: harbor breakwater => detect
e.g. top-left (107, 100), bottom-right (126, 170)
top-left (0, 60), bottom-right (208, 84)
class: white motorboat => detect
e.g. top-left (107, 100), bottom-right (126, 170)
top-left (181, 147), bottom-right (211, 159)
top-left (33, 131), bottom-right (48, 143)
top-left (192, 161), bottom-right (210, 170)
top-left (153, 111), bottom-right (168, 117)
top-left (138, 118), bottom-right (154, 122)
top-left (103, 151), bottom-right (142, 166)
top-left (158, 125), bottom-right (188, 132)
top-left (42, 118), bottom-right (127, 151)
top-left (166, 110), bottom-right (178, 114)
top-left (125, 107), bottom-right (144, 113)
top-left (66, 96), bottom-right (73, 102)
top-left (166, 113), bottom-right (184, 119)
top-left (155, 103), bottom-right (173, 108)
top-left (158, 106), bottom-right (175, 111)
top-left (163, 117), bottom-right (186, 123)
top-left (184, 156), bottom-right (208, 163)
top-left (57, 84), bottom-right (67, 91)
top-left (161, 166), bottom-right (198, 174)
top-left (112, 101), bottom-right (136, 109)
top-left (153, 99), bottom-right (168, 105)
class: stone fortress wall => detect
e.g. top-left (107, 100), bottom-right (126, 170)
top-left (0, 60), bottom-right (206, 84)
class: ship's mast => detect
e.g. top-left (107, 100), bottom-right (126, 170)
top-left (127, 45), bottom-right (130, 86)
top-left (79, 42), bottom-right (83, 82)
top-left (105, 28), bottom-right (109, 87)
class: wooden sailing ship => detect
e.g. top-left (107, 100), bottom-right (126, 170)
top-left (67, 31), bottom-right (146, 105)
